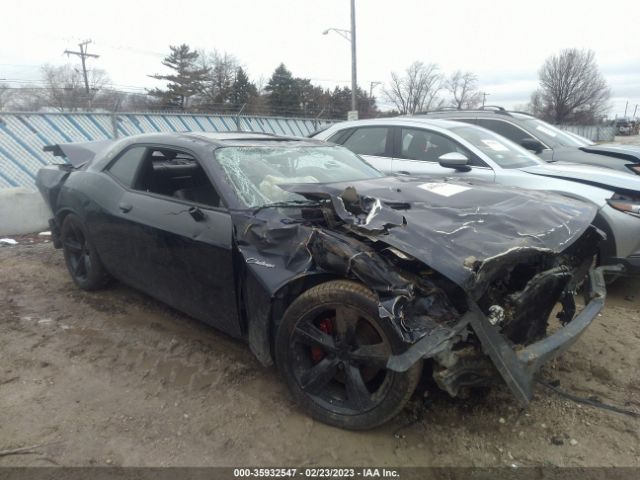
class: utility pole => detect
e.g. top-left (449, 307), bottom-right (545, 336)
top-left (633, 104), bottom-right (638, 119)
top-left (624, 100), bottom-right (629, 118)
top-left (481, 92), bottom-right (490, 108)
top-left (350, 0), bottom-right (357, 116)
top-left (64, 40), bottom-right (99, 94)
top-left (322, 0), bottom-right (357, 120)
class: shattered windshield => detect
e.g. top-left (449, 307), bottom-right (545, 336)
top-left (449, 126), bottom-right (542, 169)
top-left (215, 145), bottom-right (384, 207)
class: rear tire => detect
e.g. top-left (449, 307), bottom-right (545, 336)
top-left (275, 280), bottom-right (422, 430)
top-left (60, 213), bottom-right (110, 290)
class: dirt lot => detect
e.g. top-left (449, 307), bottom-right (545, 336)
top-left (0, 241), bottom-right (639, 467)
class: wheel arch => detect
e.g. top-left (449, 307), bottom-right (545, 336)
top-left (592, 211), bottom-right (617, 262)
top-left (243, 270), bottom-right (341, 367)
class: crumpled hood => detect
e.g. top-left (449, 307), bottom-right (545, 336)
top-left (580, 143), bottom-right (640, 162)
top-left (287, 176), bottom-right (598, 297)
top-left (521, 162), bottom-right (640, 192)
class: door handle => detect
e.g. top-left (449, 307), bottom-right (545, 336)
top-left (118, 202), bottom-right (133, 213)
top-left (189, 206), bottom-right (206, 222)
top-left (397, 171), bottom-right (411, 175)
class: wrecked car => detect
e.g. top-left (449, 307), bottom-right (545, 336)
top-left (37, 132), bottom-right (619, 430)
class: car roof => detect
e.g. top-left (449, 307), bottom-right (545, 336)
top-left (416, 107), bottom-right (534, 120)
top-left (324, 117), bottom-right (470, 130)
top-left (110, 131), bottom-right (325, 149)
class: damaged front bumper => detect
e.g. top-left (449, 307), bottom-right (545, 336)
top-left (386, 264), bottom-right (624, 405)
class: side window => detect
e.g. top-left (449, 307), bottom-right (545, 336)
top-left (107, 146), bottom-right (147, 188)
top-left (327, 129), bottom-right (352, 144)
top-left (399, 128), bottom-right (487, 167)
top-left (342, 127), bottom-right (389, 157)
top-left (133, 147), bottom-right (222, 208)
top-left (476, 119), bottom-right (536, 144)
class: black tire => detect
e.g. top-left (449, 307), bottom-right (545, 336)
top-left (275, 280), bottom-right (422, 430)
top-left (60, 213), bottom-right (110, 290)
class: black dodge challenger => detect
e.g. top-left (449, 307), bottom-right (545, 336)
top-left (37, 132), bottom-right (618, 429)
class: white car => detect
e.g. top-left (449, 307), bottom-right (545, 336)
top-left (312, 117), bottom-right (640, 276)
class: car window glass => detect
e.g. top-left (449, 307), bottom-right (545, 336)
top-left (399, 128), bottom-right (485, 167)
top-left (134, 147), bottom-right (222, 208)
top-left (327, 129), bottom-right (351, 144)
top-left (475, 119), bottom-right (536, 145)
top-left (520, 118), bottom-right (592, 147)
top-left (215, 145), bottom-right (383, 208)
top-left (449, 126), bottom-right (541, 168)
top-left (342, 127), bottom-right (388, 156)
top-left (107, 147), bottom-right (146, 188)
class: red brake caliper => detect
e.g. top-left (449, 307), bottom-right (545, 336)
top-left (310, 317), bottom-right (334, 363)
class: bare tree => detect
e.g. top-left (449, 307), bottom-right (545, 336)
top-left (198, 50), bottom-right (240, 108)
top-left (383, 62), bottom-right (443, 114)
top-left (39, 64), bottom-right (110, 111)
top-left (531, 48), bottom-right (610, 124)
top-left (446, 71), bottom-right (482, 110)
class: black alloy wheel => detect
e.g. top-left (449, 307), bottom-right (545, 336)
top-left (276, 280), bottom-right (422, 430)
top-left (60, 214), bottom-right (110, 290)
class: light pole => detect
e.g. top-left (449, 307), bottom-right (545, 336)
top-left (323, 0), bottom-right (358, 119)
top-left (369, 81), bottom-right (382, 98)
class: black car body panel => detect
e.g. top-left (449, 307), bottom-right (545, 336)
top-left (36, 132), bottom-right (612, 406)
top-left (281, 176), bottom-right (597, 297)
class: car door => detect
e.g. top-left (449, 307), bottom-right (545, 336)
top-left (391, 127), bottom-right (496, 182)
top-left (88, 145), bottom-right (152, 285)
top-left (338, 126), bottom-right (394, 173)
top-left (97, 144), bottom-right (241, 337)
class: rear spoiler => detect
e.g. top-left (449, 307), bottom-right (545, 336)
top-left (43, 140), bottom-right (115, 168)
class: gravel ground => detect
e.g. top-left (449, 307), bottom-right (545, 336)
top-left (0, 241), bottom-right (638, 467)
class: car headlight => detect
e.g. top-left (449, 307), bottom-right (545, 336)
top-left (608, 193), bottom-right (640, 217)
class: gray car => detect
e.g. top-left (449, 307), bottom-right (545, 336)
top-left (418, 108), bottom-right (640, 176)
top-left (312, 117), bottom-right (640, 276)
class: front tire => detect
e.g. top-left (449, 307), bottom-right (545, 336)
top-left (60, 213), bottom-right (110, 290)
top-left (275, 280), bottom-right (422, 430)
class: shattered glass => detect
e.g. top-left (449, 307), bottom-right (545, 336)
top-left (215, 145), bottom-right (383, 207)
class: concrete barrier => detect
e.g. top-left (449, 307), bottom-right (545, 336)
top-left (0, 188), bottom-right (51, 235)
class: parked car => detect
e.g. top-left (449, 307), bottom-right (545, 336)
top-left (615, 119), bottom-right (632, 136)
top-left (36, 132), bottom-right (616, 429)
top-left (312, 118), bottom-right (640, 276)
top-left (417, 108), bottom-right (640, 176)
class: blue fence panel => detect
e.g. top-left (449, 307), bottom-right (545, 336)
top-left (0, 112), bottom-right (336, 189)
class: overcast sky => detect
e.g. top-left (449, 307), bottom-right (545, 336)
top-left (1, 0), bottom-right (638, 117)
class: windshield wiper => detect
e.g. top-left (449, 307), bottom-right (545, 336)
top-left (251, 200), bottom-right (322, 215)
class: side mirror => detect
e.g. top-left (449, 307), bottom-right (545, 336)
top-left (438, 152), bottom-right (471, 171)
top-left (520, 138), bottom-right (544, 154)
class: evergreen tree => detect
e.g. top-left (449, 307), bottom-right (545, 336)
top-left (148, 44), bottom-right (209, 110)
top-left (296, 79), bottom-right (328, 116)
top-left (230, 67), bottom-right (258, 109)
top-left (265, 64), bottom-right (302, 115)
top-left (328, 86), bottom-right (377, 119)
